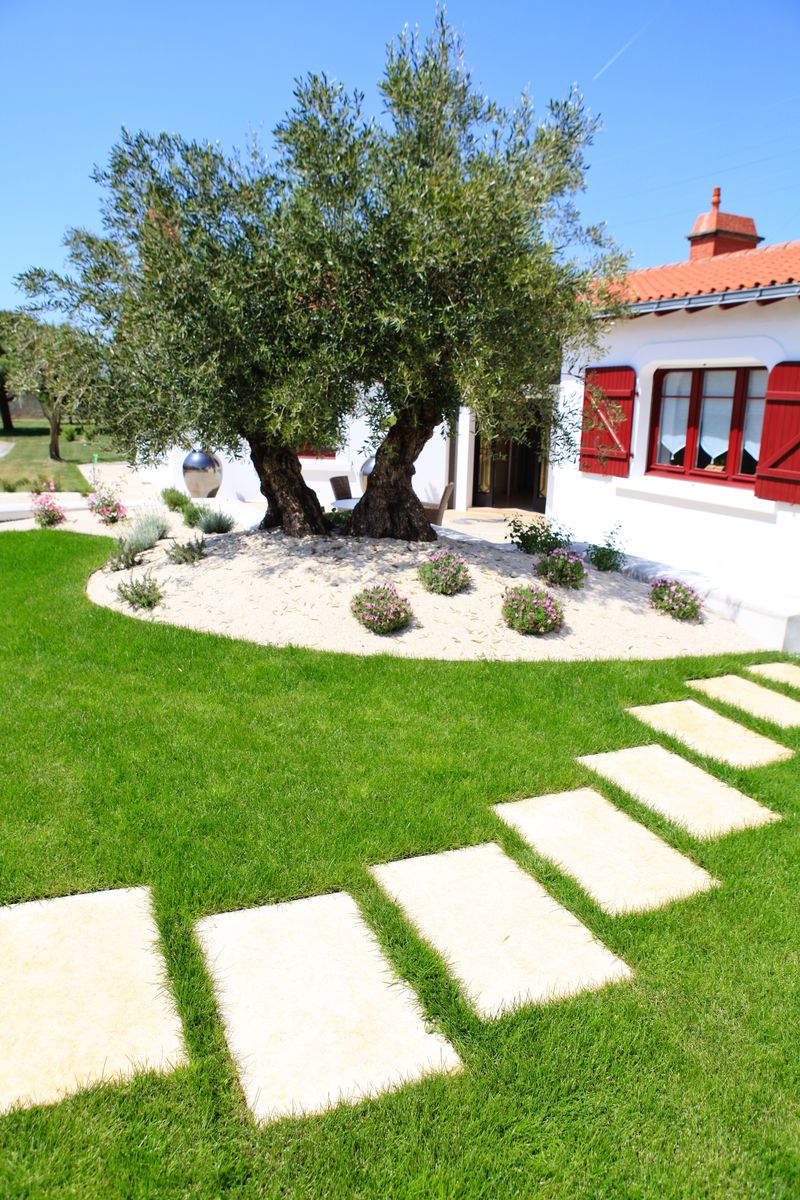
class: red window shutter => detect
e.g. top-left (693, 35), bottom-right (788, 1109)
top-left (754, 362), bottom-right (800, 503)
top-left (579, 366), bottom-right (636, 477)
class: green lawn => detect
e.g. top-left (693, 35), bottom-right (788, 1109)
top-left (2, 531), bottom-right (799, 1199)
top-left (0, 419), bottom-right (126, 493)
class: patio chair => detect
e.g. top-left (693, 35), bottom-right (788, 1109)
top-left (330, 475), bottom-right (352, 501)
top-left (422, 481), bottom-right (454, 526)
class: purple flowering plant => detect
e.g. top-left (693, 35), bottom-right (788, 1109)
top-left (501, 584), bottom-right (564, 635)
top-left (418, 549), bottom-right (471, 595)
top-left (351, 581), bottom-right (413, 634)
top-left (535, 548), bottom-right (586, 589)
top-left (648, 577), bottom-right (702, 622)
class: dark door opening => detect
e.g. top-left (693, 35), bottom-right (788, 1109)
top-left (472, 435), bottom-right (547, 511)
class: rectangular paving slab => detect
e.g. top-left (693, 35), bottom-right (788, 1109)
top-left (493, 788), bottom-right (716, 915)
top-left (195, 892), bottom-right (460, 1123)
top-left (687, 675), bottom-right (800, 728)
top-left (579, 744), bottom-right (779, 838)
top-left (370, 843), bottom-right (630, 1019)
top-left (748, 661), bottom-right (800, 691)
top-left (627, 700), bottom-right (792, 767)
top-left (0, 887), bottom-right (186, 1114)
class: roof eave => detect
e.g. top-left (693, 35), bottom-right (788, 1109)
top-left (597, 282), bottom-right (800, 318)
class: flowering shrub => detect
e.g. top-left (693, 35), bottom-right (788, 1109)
top-left (535, 548), bottom-right (586, 589)
top-left (31, 484), bottom-right (66, 528)
top-left (649, 577), bottom-right (703, 622)
top-left (501, 584), bottom-right (564, 635)
top-left (418, 550), bottom-right (471, 595)
top-left (351, 582), bottom-right (413, 634)
top-left (88, 484), bottom-right (126, 525)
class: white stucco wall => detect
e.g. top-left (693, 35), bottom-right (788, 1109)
top-left (548, 300), bottom-right (800, 584)
top-left (138, 415), bottom-right (451, 510)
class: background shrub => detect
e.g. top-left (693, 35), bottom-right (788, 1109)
top-left (166, 537), bottom-right (206, 564)
top-left (508, 515), bottom-right (571, 556)
top-left (501, 584), bottom-right (563, 635)
top-left (182, 502), bottom-right (203, 528)
top-left (587, 525), bottom-right (626, 572)
top-left (351, 582), bottom-right (412, 634)
top-left (649, 577), bottom-right (702, 622)
top-left (197, 508), bottom-right (235, 534)
top-left (117, 570), bottom-right (162, 610)
top-left (418, 549), bottom-right (470, 595)
top-left (535, 548), bottom-right (586, 589)
top-left (161, 486), bottom-right (190, 511)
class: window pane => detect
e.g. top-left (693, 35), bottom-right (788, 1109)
top-left (740, 397), bottom-right (765, 475)
top-left (702, 370), bottom-right (736, 398)
top-left (696, 396), bottom-right (733, 471)
top-left (747, 368), bottom-right (767, 399)
top-left (657, 395), bottom-right (690, 466)
top-left (662, 370), bottom-right (692, 398)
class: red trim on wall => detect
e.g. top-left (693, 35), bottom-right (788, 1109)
top-left (296, 445), bottom-right (336, 459)
top-left (754, 362), bottom-right (800, 503)
top-left (579, 366), bottom-right (636, 477)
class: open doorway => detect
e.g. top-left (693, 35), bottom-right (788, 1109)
top-left (472, 435), bottom-right (547, 511)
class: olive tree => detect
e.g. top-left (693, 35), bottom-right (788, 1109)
top-left (346, 15), bottom-right (625, 539)
top-left (18, 89), bottom-right (371, 535)
top-left (4, 315), bottom-right (100, 459)
top-left (0, 313), bottom-right (15, 433)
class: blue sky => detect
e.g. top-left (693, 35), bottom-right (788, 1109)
top-left (2, 0), bottom-right (798, 310)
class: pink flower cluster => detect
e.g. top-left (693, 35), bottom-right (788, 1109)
top-left (501, 584), bottom-right (564, 635)
top-left (418, 549), bottom-right (471, 595)
top-left (535, 548), bottom-right (587, 590)
top-left (649, 577), bottom-right (702, 622)
top-left (31, 492), bottom-right (66, 527)
top-left (88, 489), bottom-right (127, 525)
top-left (351, 581), bottom-right (413, 634)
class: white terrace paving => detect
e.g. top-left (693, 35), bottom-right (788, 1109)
top-left (195, 892), bottom-right (460, 1123)
top-left (627, 699), bottom-right (793, 768)
top-left (748, 661), bottom-right (800, 690)
top-left (578, 744), bottom-right (780, 838)
top-left (0, 887), bottom-right (185, 1115)
top-left (493, 788), bottom-right (717, 915)
top-left (688, 674), bottom-right (800, 728)
top-left (371, 843), bottom-right (631, 1020)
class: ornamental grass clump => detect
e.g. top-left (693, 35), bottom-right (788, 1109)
top-left (166, 537), bottom-right (206, 564)
top-left (649, 577), bottom-right (703, 622)
top-left (501, 584), bottom-right (564, 635)
top-left (535, 548), bottom-right (586, 589)
top-left (197, 508), bottom-right (235, 534)
top-left (418, 550), bottom-right (471, 595)
top-left (107, 540), bottom-right (143, 572)
top-left (351, 582), bottom-right (413, 635)
top-left (124, 512), bottom-right (169, 554)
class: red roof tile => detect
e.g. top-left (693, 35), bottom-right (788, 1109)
top-left (623, 240), bottom-right (800, 304)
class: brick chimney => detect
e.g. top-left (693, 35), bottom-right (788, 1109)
top-left (687, 188), bottom-right (763, 261)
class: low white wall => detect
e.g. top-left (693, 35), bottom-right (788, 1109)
top-left (137, 415), bottom-right (451, 510)
top-left (548, 300), bottom-right (800, 584)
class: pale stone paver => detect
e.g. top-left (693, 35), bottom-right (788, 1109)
top-left (0, 887), bottom-right (186, 1115)
top-left (627, 700), bottom-right (792, 768)
top-left (687, 675), bottom-right (800, 729)
top-left (195, 892), bottom-right (460, 1123)
top-left (371, 843), bottom-right (630, 1020)
top-left (579, 744), bottom-right (780, 838)
top-left (493, 788), bottom-right (717, 915)
top-left (748, 662), bottom-right (800, 691)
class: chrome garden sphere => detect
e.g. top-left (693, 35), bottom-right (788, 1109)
top-left (182, 449), bottom-right (223, 498)
top-left (359, 455), bottom-right (376, 494)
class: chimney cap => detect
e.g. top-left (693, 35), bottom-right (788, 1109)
top-left (687, 187), bottom-right (762, 258)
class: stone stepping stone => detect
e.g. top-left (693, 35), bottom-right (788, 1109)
top-left (687, 675), bottom-right (800, 728)
top-left (195, 892), bottom-right (460, 1123)
top-left (748, 661), bottom-right (800, 691)
top-left (493, 788), bottom-right (716, 915)
top-left (371, 843), bottom-right (630, 1020)
top-left (0, 887), bottom-right (185, 1115)
top-left (579, 744), bottom-right (779, 838)
top-left (627, 700), bottom-right (792, 768)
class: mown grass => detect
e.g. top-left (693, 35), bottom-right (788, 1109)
top-left (1, 530), bottom-right (799, 1199)
top-left (0, 419), bottom-right (125, 493)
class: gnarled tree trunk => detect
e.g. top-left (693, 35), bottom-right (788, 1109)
top-left (350, 406), bottom-right (440, 541)
top-left (44, 399), bottom-right (62, 461)
top-left (0, 376), bottom-right (13, 433)
top-left (247, 437), bottom-right (328, 536)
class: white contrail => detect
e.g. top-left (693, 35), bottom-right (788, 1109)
top-left (592, 19), bottom-right (655, 81)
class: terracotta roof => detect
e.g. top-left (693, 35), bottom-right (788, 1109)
top-left (623, 240), bottom-right (800, 304)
